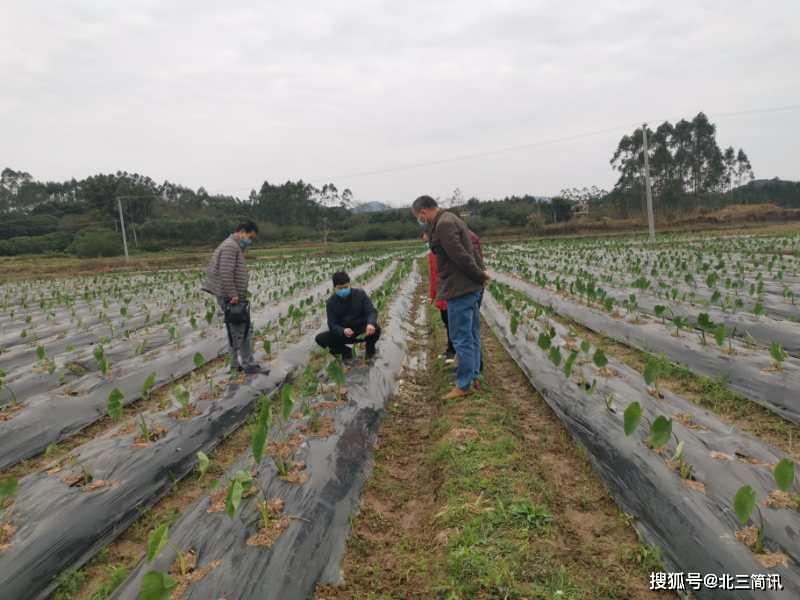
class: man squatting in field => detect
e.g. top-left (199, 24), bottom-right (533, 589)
top-left (315, 270), bottom-right (381, 360)
top-left (202, 221), bottom-right (268, 374)
top-left (412, 195), bottom-right (489, 399)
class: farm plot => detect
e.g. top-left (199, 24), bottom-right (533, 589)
top-left (481, 282), bottom-right (800, 598)
top-left (487, 237), bottom-right (800, 426)
top-left (0, 253), bottom-right (414, 600)
top-left (481, 232), bottom-right (800, 598)
top-left (110, 259), bottom-right (419, 600)
top-left (0, 254), bottom-right (380, 471)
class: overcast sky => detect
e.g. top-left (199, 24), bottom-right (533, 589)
top-left (2, 0), bottom-right (799, 206)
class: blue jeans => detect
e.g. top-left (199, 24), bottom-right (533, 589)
top-left (446, 289), bottom-right (482, 390)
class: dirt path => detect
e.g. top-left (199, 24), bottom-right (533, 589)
top-left (320, 292), bottom-right (669, 599)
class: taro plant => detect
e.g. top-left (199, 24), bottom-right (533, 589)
top-left (173, 385), bottom-right (191, 417)
top-left (537, 332), bottom-right (552, 351)
top-left (592, 348), bottom-right (608, 370)
top-left (251, 397), bottom-right (271, 466)
top-left (696, 313), bottom-right (715, 345)
top-left (141, 524), bottom-right (189, 600)
top-left (548, 345), bottom-right (562, 367)
top-left (326, 358), bottom-right (346, 402)
top-left (196, 451), bottom-right (210, 477)
top-left (769, 342), bottom-right (787, 372)
top-left (653, 305), bottom-right (667, 324)
top-left (263, 339), bottom-right (272, 360)
top-left (142, 372), bottom-right (157, 401)
top-left (774, 458), bottom-right (795, 493)
top-left (671, 315), bottom-right (689, 338)
top-left (226, 469), bottom-right (254, 518)
top-left (671, 435), bottom-right (693, 480)
top-left (0, 370), bottom-right (17, 405)
top-left (733, 485), bottom-right (763, 553)
top-left (0, 476), bottom-right (19, 521)
top-left (623, 402), bottom-right (642, 436)
top-left (563, 350), bottom-right (578, 378)
top-left (93, 344), bottom-right (109, 376)
top-left (107, 387), bottom-right (124, 423)
top-left (643, 355), bottom-right (669, 398)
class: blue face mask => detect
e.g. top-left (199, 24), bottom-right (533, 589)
top-left (238, 237), bottom-right (252, 250)
top-left (335, 287), bottom-right (351, 298)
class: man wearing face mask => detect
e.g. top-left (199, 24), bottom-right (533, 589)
top-left (202, 221), bottom-right (267, 374)
top-left (412, 196), bottom-right (488, 399)
top-left (315, 271), bottom-right (381, 361)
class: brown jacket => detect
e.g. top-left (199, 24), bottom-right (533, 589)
top-left (429, 210), bottom-right (487, 301)
top-left (201, 235), bottom-right (249, 300)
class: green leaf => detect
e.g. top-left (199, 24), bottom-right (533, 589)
top-left (623, 402), bottom-right (642, 436)
top-left (510, 314), bottom-right (519, 336)
top-left (774, 458), bottom-right (795, 492)
top-left (226, 478), bottom-right (244, 519)
top-left (770, 342), bottom-right (787, 363)
top-left (281, 384), bottom-right (294, 422)
top-left (196, 451), bottom-right (210, 476)
top-left (733, 485), bottom-right (756, 525)
top-left (697, 312), bottom-right (714, 330)
top-left (251, 423), bottom-right (267, 465)
top-left (0, 476), bottom-right (18, 502)
top-left (326, 359), bottom-right (345, 386)
top-left (564, 350), bottom-right (578, 378)
top-left (579, 340), bottom-right (591, 353)
top-left (592, 348), bottom-right (608, 369)
top-left (146, 523), bottom-right (169, 563)
top-left (193, 352), bottom-right (205, 370)
top-left (537, 333), bottom-right (551, 351)
top-left (107, 388), bottom-right (124, 423)
top-left (140, 571), bottom-right (177, 600)
top-left (173, 385), bottom-right (190, 408)
top-left (713, 323), bottom-right (726, 347)
top-left (649, 416), bottom-right (672, 449)
top-left (36, 345), bottom-right (46, 361)
top-left (548, 346), bottom-right (562, 366)
top-left (672, 440), bottom-right (685, 462)
top-left (142, 372), bottom-right (157, 397)
top-left (643, 357), bottom-right (660, 386)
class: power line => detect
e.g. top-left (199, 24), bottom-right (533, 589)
top-left (216, 102), bottom-right (800, 193)
top-left (307, 103), bottom-right (800, 183)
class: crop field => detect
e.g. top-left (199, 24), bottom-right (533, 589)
top-left (0, 231), bottom-right (799, 599)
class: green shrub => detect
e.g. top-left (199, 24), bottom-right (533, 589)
top-left (67, 229), bottom-right (124, 257)
top-left (0, 231), bottom-right (74, 255)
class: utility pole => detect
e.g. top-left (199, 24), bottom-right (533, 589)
top-left (642, 123), bottom-right (655, 242)
top-left (117, 197), bottom-right (129, 262)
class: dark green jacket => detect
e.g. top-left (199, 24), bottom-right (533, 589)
top-left (429, 211), bottom-right (488, 301)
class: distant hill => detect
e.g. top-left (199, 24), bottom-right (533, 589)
top-left (729, 177), bottom-right (800, 207)
top-left (352, 201), bottom-right (391, 213)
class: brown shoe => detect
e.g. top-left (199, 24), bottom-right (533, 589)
top-left (441, 386), bottom-right (472, 401)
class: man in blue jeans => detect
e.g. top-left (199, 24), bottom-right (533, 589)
top-left (412, 195), bottom-right (489, 399)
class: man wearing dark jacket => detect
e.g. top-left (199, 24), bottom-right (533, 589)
top-left (315, 271), bottom-right (381, 360)
top-left (412, 196), bottom-right (488, 399)
top-left (202, 221), bottom-right (267, 375)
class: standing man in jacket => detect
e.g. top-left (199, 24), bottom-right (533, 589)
top-left (412, 196), bottom-right (488, 399)
top-left (316, 271), bottom-right (381, 361)
top-left (202, 221), bottom-right (266, 374)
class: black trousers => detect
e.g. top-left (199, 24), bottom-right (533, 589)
top-left (440, 309), bottom-right (455, 354)
top-left (315, 324), bottom-right (381, 358)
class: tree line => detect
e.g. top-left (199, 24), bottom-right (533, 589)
top-left (602, 112), bottom-right (755, 217)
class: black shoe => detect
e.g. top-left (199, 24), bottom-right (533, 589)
top-left (366, 348), bottom-right (377, 359)
top-left (243, 364), bottom-right (269, 375)
top-left (340, 349), bottom-right (353, 361)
